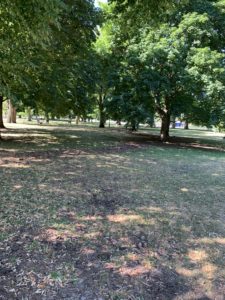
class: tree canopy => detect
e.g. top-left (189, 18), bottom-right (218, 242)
top-left (0, 0), bottom-right (225, 138)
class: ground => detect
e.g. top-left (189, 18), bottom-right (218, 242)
top-left (0, 123), bottom-right (225, 300)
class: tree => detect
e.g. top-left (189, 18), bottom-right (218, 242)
top-left (7, 100), bottom-right (17, 124)
top-left (107, 54), bottom-right (154, 130)
top-left (93, 4), bottom-right (115, 128)
top-left (109, 1), bottom-right (225, 140)
top-left (29, 0), bottom-right (101, 122)
top-left (0, 1), bottom-right (100, 128)
top-left (0, 1), bottom-right (63, 128)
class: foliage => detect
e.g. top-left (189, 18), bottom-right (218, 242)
top-left (0, 0), bottom-right (100, 122)
top-left (0, 0), bottom-right (63, 99)
top-left (108, 1), bottom-right (225, 139)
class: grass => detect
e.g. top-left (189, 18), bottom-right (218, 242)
top-left (0, 123), bottom-right (225, 299)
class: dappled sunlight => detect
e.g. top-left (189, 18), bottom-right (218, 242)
top-left (137, 206), bottom-right (163, 213)
top-left (181, 187), bottom-right (189, 192)
top-left (38, 184), bottom-right (47, 189)
top-left (0, 163), bottom-right (30, 168)
top-left (81, 247), bottom-right (96, 256)
top-left (13, 184), bottom-right (23, 190)
top-left (202, 263), bottom-right (217, 280)
top-left (36, 227), bottom-right (77, 242)
top-left (181, 225), bottom-right (191, 232)
top-left (177, 261), bottom-right (217, 280)
top-left (176, 267), bottom-right (199, 277)
top-left (126, 253), bottom-right (140, 262)
top-left (188, 249), bottom-right (208, 262)
top-left (1, 124), bottom-right (225, 299)
top-left (119, 265), bottom-right (151, 277)
top-left (191, 237), bottom-right (225, 245)
top-left (80, 215), bottom-right (103, 221)
top-left (83, 231), bottom-right (101, 239)
top-left (104, 262), bottom-right (117, 270)
top-left (107, 214), bottom-right (146, 224)
top-left (30, 158), bottom-right (51, 163)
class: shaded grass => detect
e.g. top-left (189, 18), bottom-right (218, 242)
top-left (0, 124), bottom-right (225, 299)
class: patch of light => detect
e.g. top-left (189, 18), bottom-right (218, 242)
top-left (95, 0), bottom-right (108, 7)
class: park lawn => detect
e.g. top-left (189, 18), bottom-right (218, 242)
top-left (0, 124), bottom-right (225, 299)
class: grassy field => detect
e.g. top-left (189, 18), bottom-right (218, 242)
top-left (0, 124), bottom-right (225, 299)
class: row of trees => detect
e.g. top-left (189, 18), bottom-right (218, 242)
top-left (0, 0), bottom-right (100, 127)
top-left (1, 0), bottom-right (225, 141)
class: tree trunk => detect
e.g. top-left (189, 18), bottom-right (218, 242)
top-left (7, 100), bottom-right (17, 123)
top-left (184, 119), bottom-right (189, 130)
top-left (0, 96), bottom-right (5, 128)
top-left (99, 111), bottom-right (105, 128)
top-left (99, 101), bottom-right (105, 128)
top-left (75, 116), bottom-right (79, 125)
top-left (45, 112), bottom-right (49, 124)
top-left (131, 120), bottom-right (138, 131)
top-left (98, 89), bottom-right (106, 128)
top-left (160, 113), bottom-right (170, 141)
top-left (171, 115), bottom-right (176, 129)
top-left (27, 107), bottom-right (32, 121)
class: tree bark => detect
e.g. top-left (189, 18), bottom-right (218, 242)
top-left (7, 100), bottom-right (17, 123)
top-left (45, 112), bottom-right (49, 124)
top-left (98, 98), bottom-right (105, 128)
top-left (0, 96), bottom-right (5, 128)
top-left (160, 113), bottom-right (170, 142)
top-left (75, 116), bottom-right (79, 125)
top-left (27, 107), bottom-right (32, 121)
top-left (131, 119), bottom-right (138, 131)
top-left (184, 119), bottom-right (189, 130)
top-left (99, 110), bottom-right (105, 128)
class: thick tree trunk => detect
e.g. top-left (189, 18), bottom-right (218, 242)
top-left (99, 111), bottom-right (105, 128)
top-left (7, 100), bottom-right (17, 123)
top-left (45, 112), bottom-right (49, 124)
top-left (0, 96), bottom-right (5, 129)
top-left (184, 119), bottom-right (189, 130)
top-left (131, 119), bottom-right (138, 131)
top-left (160, 113), bottom-right (170, 142)
top-left (27, 107), bottom-right (32, 121)
top-left (98, 89), bottom-right (106, 128)
top-left (99, 102), bottom-right (105, 128)
top-left (75, 116), bottom-right (79, 125)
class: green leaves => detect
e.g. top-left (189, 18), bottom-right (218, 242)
top-left (107, 0), bottom-right (225, 132)
top-left (0, 0), bottom-right (100, 119)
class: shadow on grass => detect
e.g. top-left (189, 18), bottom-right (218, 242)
top-left (0, 127), bottom-right (225, 299)
top-left (0, 125), bottom-right (225, 154)
top-left (1, 202), bottom-right (224, 299)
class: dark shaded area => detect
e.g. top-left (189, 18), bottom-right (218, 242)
top-left (0, 126), bottom-right (224, 155)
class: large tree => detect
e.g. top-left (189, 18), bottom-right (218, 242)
top-left (0, 1), bottom-right (100, 128)
top-left (0, 0), bottom-right (63, 128)
top-left (108, 0), bottom-right (225, 140)
top-left (32, 0), bottom-right (100, 121)
top-left (93, 9), bottom-right (115, 128)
